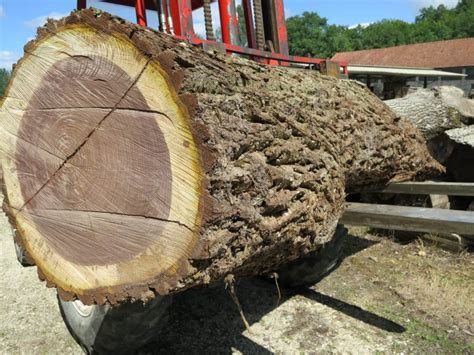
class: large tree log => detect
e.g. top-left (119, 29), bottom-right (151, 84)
top-left (0, 10), bottom-right (443, 305)
top-left (385, 86), bottom-right (474, 141)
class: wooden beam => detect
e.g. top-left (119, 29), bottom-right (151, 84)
top-left (374, 182), bottom-right (474, 196)
top-left (341, 203), bottom-right (474, 237)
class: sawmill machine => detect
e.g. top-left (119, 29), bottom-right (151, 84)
top-left (77, 0), bottom-right (348, 76)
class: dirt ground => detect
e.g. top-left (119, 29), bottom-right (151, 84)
top-left (1, 202), bottom-right (473, 353)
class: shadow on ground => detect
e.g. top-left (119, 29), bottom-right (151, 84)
top-left (139, 233), bottom-right (404, 354)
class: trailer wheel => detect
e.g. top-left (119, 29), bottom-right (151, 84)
top-left (11, 228), bottom-right (34, 267)
top-left (58, 294), bottom-right (171, 354)
top-left (278, 225), bottom-right (348, 288)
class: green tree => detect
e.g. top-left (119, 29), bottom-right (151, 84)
top-left (237, 4), bottom-right (247, 46)
top-left (285, 0), bottom-right (474, 58)
top-left (324, 25), bottom-right (354, 56)
top-left (359, 20), bottom-right (414, 49)
top-left (0, 69), bottom-right (11, 97)
top-left (286, 12), bottom-right (329, 57)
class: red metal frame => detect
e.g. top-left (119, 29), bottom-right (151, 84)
top-left (163, 0), bottom-right (171, 33)
top-left (274, 0), bottom-right (288, 56)
top-left (80, 0), bottom-right (349, 75)
top-left (218, 0), bottom-right (239, 45)
top-left (241, 0), bottom-right (256, 48)
top-left (135, 0), bottom-right (147, 26)
top-left (101, 0), bottom-right (213, 10)
top-left (169, 0), bottom-right (194, 36)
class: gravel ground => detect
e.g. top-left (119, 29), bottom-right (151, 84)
top-left (1, 200), bottom-right (473, 354)
top-left (0, 207), bottom-right (81, 354)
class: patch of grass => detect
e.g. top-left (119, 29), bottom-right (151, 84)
top-left (404, 318), bottom-right (473, 354)
top-left (373, 305), bottom-right (473, 354)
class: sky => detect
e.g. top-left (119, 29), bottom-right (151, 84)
top-left (0, 0), bottom-right (461, 69)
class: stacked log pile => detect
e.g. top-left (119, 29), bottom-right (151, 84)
top-left (387, 87), bottom-right (474, 193)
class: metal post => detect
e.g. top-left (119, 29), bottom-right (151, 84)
top-left (218, 0), bottom-right (239, 45)
top-left (167, 0), bottom-right (174, 34)
top-left (253, 0), bottom-right (265, 50)
top-left (273, 0), bottom-right (289, 56)
top-left (203, 0), bottom-right (216, 41)
top-left (77, 0), bottom-right (87, 10)
top-left (162, 0), bottom-right (171, 33)
top-left (153, 0), bottom-right (165, 32)
top-left (135, 0), bottom-right (148, 27)
top-left (169, 0), bottom-right (194, 37)
top-left (242, 0), bottom-right (256, 48)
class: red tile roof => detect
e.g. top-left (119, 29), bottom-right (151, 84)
top-left (332, 38), bottom-right (474, 69)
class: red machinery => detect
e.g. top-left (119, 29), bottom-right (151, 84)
top-left (76, 0), bottom-right (348, 75)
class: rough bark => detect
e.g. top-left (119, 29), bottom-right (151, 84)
top-left (0, 10), bottom-right (443, 305)
top-left (446, 126), bottom-right (474, 148)
top-left (385, 87), bottom-right (474, 141)
top-left (445, 126), bottom-right (474, 184)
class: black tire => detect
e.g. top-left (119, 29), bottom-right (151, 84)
top-left (58, 294), bottom-right (172, 354)
top-left (278, 225), bottom-right (348, 288)
top-left (11, 228), bottom-right (34, 267)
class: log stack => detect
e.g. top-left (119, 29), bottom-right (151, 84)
top-left (385, 86), bottom-right (474, 141)
top-left (386, 87), bottom-right (474, 204)
top-left (0, 10), bottom-right (443, 305)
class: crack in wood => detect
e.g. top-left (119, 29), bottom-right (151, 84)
top-left (16, 59), bottom-right (152, 214)
top-left (14, 107), bottom-right (114, 111)
top-left (116, 108), bottom-right (174, 125)
top-left (0, 126), bottom-right (64, 161)
top-left (58, 52), bottom-right (93, 61)
top-left (12, 108), bottom-right (173, 123)
top-left (28, 208), bottom-right (194, 232)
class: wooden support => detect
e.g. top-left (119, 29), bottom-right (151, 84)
top-left (374, 182), bottom-right (474, 197)
top-left (341, 203), bottom-right (474, 238)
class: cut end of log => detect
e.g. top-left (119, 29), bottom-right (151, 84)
top-left (1, 16), bottom-right (206, 304)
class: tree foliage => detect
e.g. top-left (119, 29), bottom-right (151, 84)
top-left (286, 0), bottom-right (474, 58)
top-left (0, 69), bottom-right (11, 97)
top-left (237, 4), bottom-right (248, 46)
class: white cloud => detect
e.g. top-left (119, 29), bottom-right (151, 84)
top-left (0, 51), bottom-right (19, 70)
top-left (24, 12), bottom-right (68, 29)
top-left (413, 0), bottom-right (460, 9)
top-left (0, 51), bottom-right (15, 60)
top-left (348, 22), bottom-right (373, 30)
top-left (0, 6), bottom-right (5, 18)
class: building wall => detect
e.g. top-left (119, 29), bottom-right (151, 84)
top-left (407, 66), bottom-right (474, 96)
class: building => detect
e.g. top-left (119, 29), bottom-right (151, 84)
top-left (332, 37), bottom-right (474, 99)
